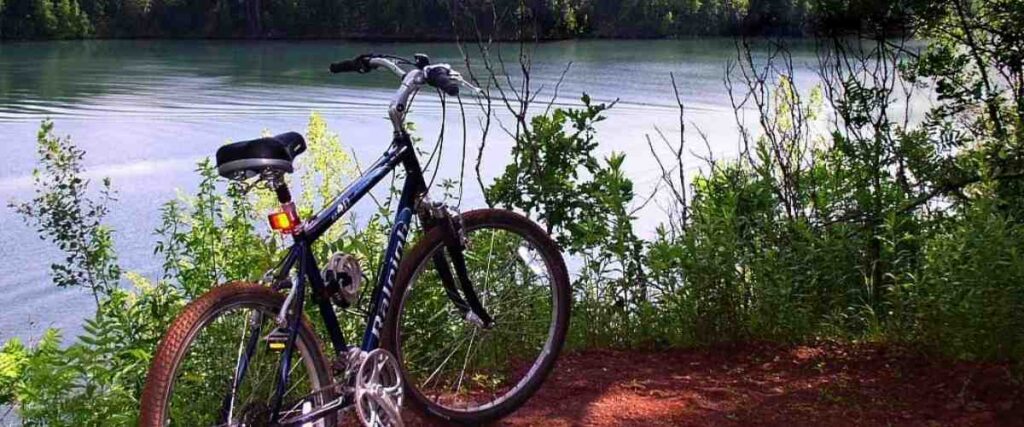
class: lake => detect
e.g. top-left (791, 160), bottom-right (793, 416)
top-left (0, 39), bottom-right (824, 342)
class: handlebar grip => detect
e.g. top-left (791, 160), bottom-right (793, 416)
top-left (329, 59), bottom-right (362, 73)
top-left (426, 67), bottom-right (459, 96)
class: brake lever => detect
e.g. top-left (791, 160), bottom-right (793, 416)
top-left (449, 71), bottom-right (484, 96)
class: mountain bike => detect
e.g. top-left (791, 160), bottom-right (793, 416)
top-left (139, 53), bottom-right (571, 426)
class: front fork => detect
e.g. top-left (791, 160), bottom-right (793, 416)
top-left (418, 200), bottom-right (494, 328)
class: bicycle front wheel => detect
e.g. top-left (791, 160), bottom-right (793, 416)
top-left (140, 283), bottom-right (335, 427)
top-left (383, 209), bottom-right (571, 424)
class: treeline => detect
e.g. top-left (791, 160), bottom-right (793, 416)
top-left (0, 0), bottom-right (906, 40)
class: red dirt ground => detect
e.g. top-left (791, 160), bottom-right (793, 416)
top-left (494, 343), bottom-right (1024, 426)
top-left (396, 343), bottom-right (1024, 426)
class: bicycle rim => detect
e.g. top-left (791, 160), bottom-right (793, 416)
top-left (162, 300), bottom-right (328, 426)
top-left (394, 221), bottom-right (563, 414)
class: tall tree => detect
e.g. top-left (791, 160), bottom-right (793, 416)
top-left (32, 0), bottom-right (58, 37)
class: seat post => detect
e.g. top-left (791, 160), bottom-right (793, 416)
top-left (274, 183), bottom-right (292, 204)
top-left (263, 172), bottom-right (292, 204)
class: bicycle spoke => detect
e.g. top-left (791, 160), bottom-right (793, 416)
top-left (225, 310), bottom-right (257, 422)
top-left (407, 327), bottom-right (472, 371)
top-left (160, 299), bottom-right (326, 427)
top-left (422, 333), bottom-right (472, 392)
top-left (454, 328), bottom-right (478, 396)
top-left (397, 221), bottom-right (562, 414)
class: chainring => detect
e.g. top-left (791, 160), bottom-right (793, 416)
top-left (354, 348), bottom-right (405, 427)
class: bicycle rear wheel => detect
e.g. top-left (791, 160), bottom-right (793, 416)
top-left (383, 209), bottom-right (571, 425)
top-left (140, 283), bottom-right (336, 426)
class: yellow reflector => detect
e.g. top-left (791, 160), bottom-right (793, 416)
top-left (269, 211), bottom-right (293, 231)
top-left (267, 202), bottom-right (300, 234)
top-left (268, 342), bottom-right (286, 351)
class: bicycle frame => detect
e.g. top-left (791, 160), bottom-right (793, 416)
top-left (223, 60), bottom-right (492, 425)
top-left (223, 130), bottom-right (429, 423)
top-left (278, 131), bottom-right (426, 354)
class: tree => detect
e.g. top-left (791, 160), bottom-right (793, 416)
top-left (53, 0), bottom-right (93, 37)
top-left (0, 0), bottom-right (6, 37)
top-left (32, 0), bottom-right (57, 37)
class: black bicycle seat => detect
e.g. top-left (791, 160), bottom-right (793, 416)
top-left (215, 132), bottom-right (307, 180)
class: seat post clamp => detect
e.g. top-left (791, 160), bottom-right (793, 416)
top-left (260, 171), bottom-right (291, 203)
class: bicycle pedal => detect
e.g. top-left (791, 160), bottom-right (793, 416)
top-left (264, 328), bottom-right (290, 352)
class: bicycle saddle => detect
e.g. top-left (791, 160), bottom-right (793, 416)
top-left (215, 132), bottom-right (307, 180)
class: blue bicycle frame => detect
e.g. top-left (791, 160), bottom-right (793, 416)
top-left (285, 132), bottom-right (422, 347)
top-left (213, 129), bottom-right (428, 423)
top-left (253, 131), bottom-right (425, 419)
top-left (223, 57), bottom-right (496, 425)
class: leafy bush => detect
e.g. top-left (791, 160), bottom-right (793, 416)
top-left (9, 120), bottom-right (120, 306)
top-left (0, 113), bottom-right (371, 425)
top-left (483, 8), bottom-right (1024, 362)
top-left (488, 94), bottom-right (646, 348)
top-left (914, 202), bottom-right (1024, 360)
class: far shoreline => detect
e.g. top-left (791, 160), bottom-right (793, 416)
top-left (0, 33), bottom-right (820, 44)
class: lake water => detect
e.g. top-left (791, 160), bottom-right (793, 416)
top-left (0, 39), bottom-right (825, 343)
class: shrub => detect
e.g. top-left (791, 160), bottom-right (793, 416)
top-left (0, 114), bottom-right (372, 425)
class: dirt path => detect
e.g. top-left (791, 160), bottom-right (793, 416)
top-left (494, 343), bottom-right (1024, 426)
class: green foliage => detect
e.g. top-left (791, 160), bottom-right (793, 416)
top-left (155, 160), bottom-right (274, 298)
top-left (482, 9), bottom-right (1024, 361)
top-left (9, 119), bottom-right (120, 306)
top-left (488, 95), bottom-right (647, 348)
top-left (3, 277), bottom-right (184, 425)
top-left (0, 338), bottom-right (26, 406)
top-left (914, 202), bottom-right (1024, 360)
top-left (0, 115), bottom-right (371, 425)
top-left (0, 0), bottom-right (92, 38)
top-left (906, 0), bottom-right (1024, 215)
top-left (490, 94), bottom-right (620, 250)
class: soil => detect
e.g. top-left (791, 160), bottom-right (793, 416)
top-left (495, 343), bottom-right (1024, 426)
top-left (396, 342), bottom-right (1024, 426)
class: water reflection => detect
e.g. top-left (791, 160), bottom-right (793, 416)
top-left (0, 39), bottom-right (823, 341)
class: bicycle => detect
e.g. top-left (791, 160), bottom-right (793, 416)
top-left (139, 53), bottom-right (571, 426)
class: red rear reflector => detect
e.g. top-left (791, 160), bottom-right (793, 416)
top-left (268, 202), bottom-right (300, 234)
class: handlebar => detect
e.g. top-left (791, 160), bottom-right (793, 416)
top-left (328, 59), bottom-right (363, 73)
top-left (328, 53), bottom-right (478, 96)
top-left (328, 53), bottom-right (482, 133)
